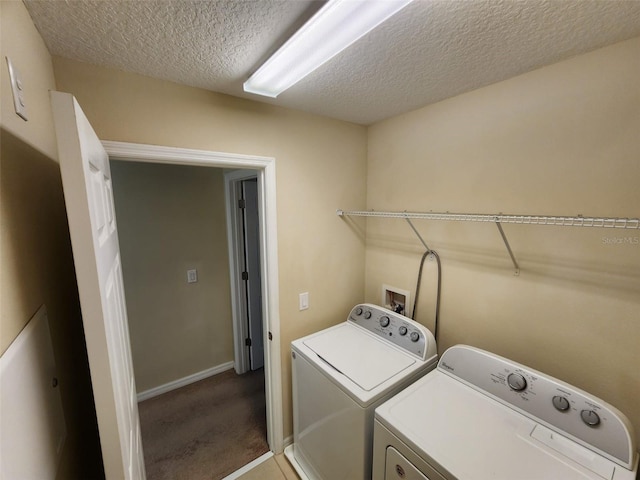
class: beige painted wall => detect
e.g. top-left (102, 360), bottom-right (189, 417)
top-left (1, 1), bottom-right (103, 477)
top-left (37, 3), bottom-right (637, 458)
top-left (366, 37), bottom-right (640, 443)
top-left (110, 161), bottom-right (234, 392)
top-left (52, 56), bottom-right (368, 438)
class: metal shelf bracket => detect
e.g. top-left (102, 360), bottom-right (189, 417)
top-left (495, 218), bottom-right (520, 275)
top-left (405, 217), bottom-right (431, 253)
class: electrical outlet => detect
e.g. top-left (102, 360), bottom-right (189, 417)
top-left (6, 57), bottom-right (28, 121)
top-left (187, 269), bottom-right (198, 283)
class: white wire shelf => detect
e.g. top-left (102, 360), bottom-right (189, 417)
top-left (337, 209), bottom-right (640, 276)
top-left (337, 210), bottom-right (640, 229)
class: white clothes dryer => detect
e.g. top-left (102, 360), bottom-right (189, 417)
top-left (284, 304), bottom-right (438, 480)
top-left (373, 345), bottom-right (638, 480)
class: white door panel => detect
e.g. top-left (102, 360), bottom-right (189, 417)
top-left (51, 92), bottom-right (145, 479)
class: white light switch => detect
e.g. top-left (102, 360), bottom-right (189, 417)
top-left (299, 292), bottom-right (309, 311)
top-left (6, 57), bottom-right (27, 121)
top-left (187, 269), bottom-right (198, 283)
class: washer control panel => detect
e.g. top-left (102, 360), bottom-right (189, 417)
top-left (437, 345), bottom-right (636, 469)
top-left (348, 304), bottom-right (435, 361)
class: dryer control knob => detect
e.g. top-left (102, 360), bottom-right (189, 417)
top-left (398, 326), bottom-right (408, 336)
top-left (507, 373), bottom-right (527, 391)
top-left (354, 307), bottom-right (363, 316)
top-left (410, 332), bottom-right (420, 342)
top-left (581, 410), bottom-right (601, 427)
top-left (552, 396), bottom-right (570, 412)
top-left (379, 316), bottom-right (390, 327)
top-left (364, 311), bottom-right (372, 319)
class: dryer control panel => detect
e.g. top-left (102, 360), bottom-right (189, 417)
top-left (348, 304), bottom-right (436, 361)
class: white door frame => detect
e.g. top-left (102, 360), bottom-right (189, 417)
top-left (102, 140), bottom-right (284, 454)
top-left (224, 169), bottom-right (261, 375)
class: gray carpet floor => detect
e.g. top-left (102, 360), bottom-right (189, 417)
top-left (138, 368), bottom-right (268, 480)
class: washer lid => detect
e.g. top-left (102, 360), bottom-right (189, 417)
top-left (303, 323), bottom-right (416, 391)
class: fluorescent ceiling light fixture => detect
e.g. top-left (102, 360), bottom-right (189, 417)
top-left (243, 0), bottom-right (414, 98)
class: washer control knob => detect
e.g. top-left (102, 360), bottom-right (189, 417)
top-left (552, 396), bottom-right (570, 412)
top-left (581, 410), bottom-right (601, 427)
top-left (364, 310), bottom-right (372, 319)
top-left (398, 326), bottom-right (408, 336)
top-left (379, 316), bottom-right (390, 327)
top-left (507, 373), bottom-right (527, 392)
top-left (354, 307), bottom-right (363, 316)
top-left (410, 332), bottom-right (420, 342)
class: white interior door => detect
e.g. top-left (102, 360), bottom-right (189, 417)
top-left (242, 179), bottom-right (264, 370)
top-left (50, 92), bottom-right (145, 480)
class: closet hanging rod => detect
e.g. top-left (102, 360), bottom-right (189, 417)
top-left (336, 210), bottom-right (640, 229)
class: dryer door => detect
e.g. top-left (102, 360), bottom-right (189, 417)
top-left (386, 446), bottom-right (430, 480)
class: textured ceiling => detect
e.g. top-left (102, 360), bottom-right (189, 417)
top-left (24, 0), bottom-right (640, 125)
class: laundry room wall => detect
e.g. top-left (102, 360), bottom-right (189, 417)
top-left (1, 2), bottom-right (104, 478)
top-left (52, 56), bottom-right (368, 439)
top-left (365, 37), bottom-right (640, 443)
top-left (110, 161), bottom-right (233, 393)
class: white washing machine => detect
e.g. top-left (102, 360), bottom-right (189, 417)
top-left (373, 345), bottom-right (638, 480)
top-left (284, 303), bottom-right (438, 480)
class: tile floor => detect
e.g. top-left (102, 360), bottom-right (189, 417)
top-left (236, 453), bottom-right (299, 480)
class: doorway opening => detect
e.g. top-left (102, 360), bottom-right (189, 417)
top-left (103, 141), bottom-right (284, 459)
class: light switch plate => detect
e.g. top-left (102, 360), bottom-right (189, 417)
top-left (299, 292), bottom-right (309, 311)
top-left (6, 57), bottom-right (28, 121)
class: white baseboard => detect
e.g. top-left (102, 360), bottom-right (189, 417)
top-left (136, 361), bottom-right (235, 402)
